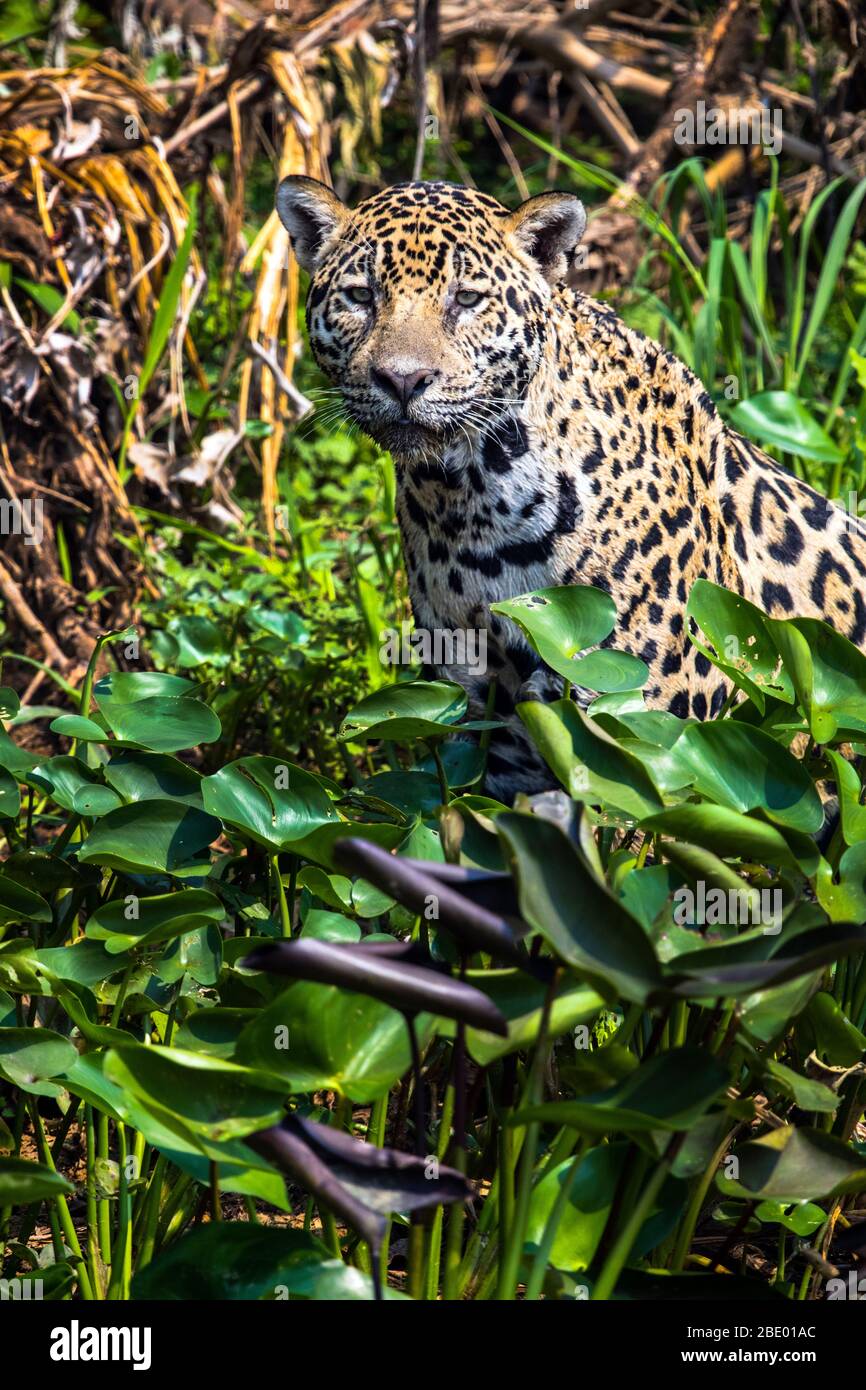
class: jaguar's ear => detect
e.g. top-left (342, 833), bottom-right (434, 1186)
top-left (505, 192), bottom-right (587, 283)
top-left (276, 176), bottom-right (350, 273)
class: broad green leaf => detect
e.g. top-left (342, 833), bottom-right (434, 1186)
top-left (103, 1045), bottom-right (286, 1142)
top-left (464, 969), bottom-right (604, 1065)
top-left (235, 980), bottom-right (434, 1102)
top-left (248, 608), bottom-right (308, 643)
top-left (769, 616), bottom-right (866, 744)
top-left (85, 889), bottom-right (224, 954)
top-left (161, 615), bottom-right (230, 669)
top-left (103, 749), bottom-right (204, 807)
top-left (527, 1142), bottom-right (684, 1272)
top-left (730, 392), bottom-right (843, 463)
top-left (754, 1200), bottom-right (825, 1236)
top-left (49, 715), bottom-right (108, 741)
top-left (816, 842), bottom-right (866, 922)
top-left (0, 687), bottom-right (20, 722)
top-left (731, 1126), bottom-right (866, 1201)
top-left (37, 940), bottom-right (127, 987)
top-left (516, 1047), bottom-right (729, 1136)
top-left (0, 1027), bottom-right (78, 1097)
top-left (518, 699), bottom-right (663, 818)
top-left (798, 991), bottom-right (866, 1066)
top-left (685, 579), bottom-right (792, 712)
top-left (641, 803), bottom-right (819, 875)
top-left (299, 910), bottom-right (361, 943)
top-left (97, 695), bottom-right (221, 754)
top-left (0, 875), bottom-right (51, 928)
top-left (497, 812), bottom-right (664, 1003)
top-left (27, 755), bottom-right (121, 816)
top-left (202, 756), bottom-right (339, 852)
top-left (825, 750), bottom-right (866, 847)
top-left (176, 1007), bottom-right (255, 1058)
top-left (61, 1052), bottom-right (289, 1205)
top-left (491, 585), bottom-right (647, 690)
top-left (761, 1057), bottom-right (838, 1113)
top-left (338, 680), bottom-right (471, 743)
top-left (94, 671), bottom-right (196, 704)
top-left (0, 768), bottom-right (19, 818)
top-left (0, 1157), bottom-right (74, 1205)
top-left (77, 799), bottom-right (220, 875)
top-left (675, 721), bottom-right (823, 833)
top-left (131, 1224), bottom-right (349, 1301)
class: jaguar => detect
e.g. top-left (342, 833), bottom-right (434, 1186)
top-left (276, 175), bottom-right (866, 801)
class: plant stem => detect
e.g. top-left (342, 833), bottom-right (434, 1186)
top-left (272, 854), bottom-right (292, 937)
top-left (30, 1099), bottom-right (94, 1300)
top-left (496, 972), bottom-right (558, 1299)
top-left (524, 1149), bottom-right (583, 1300)
top-left (592, 1140), bottom-right (681, 1300)
top-left (670, 1128), bottom-right (736, 1273)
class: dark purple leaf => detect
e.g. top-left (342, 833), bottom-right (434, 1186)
top-left (242, 938), bottom-right (509, 1035)
top-left (333, 837), bottom-right (549, 976)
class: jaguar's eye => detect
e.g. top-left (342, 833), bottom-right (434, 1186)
top-left (455, 289), bottom-right (484, 308)
top-left (345, 285), bottom-right (373, 306)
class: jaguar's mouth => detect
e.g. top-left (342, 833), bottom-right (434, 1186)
top-left (369, 417), bottom-right (446, 458)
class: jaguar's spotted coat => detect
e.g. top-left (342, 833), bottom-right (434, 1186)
top-left (277, 177), bottom-right (866, 799)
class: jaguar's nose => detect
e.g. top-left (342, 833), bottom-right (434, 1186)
top-left (371, 366), bottom-right (438, 411)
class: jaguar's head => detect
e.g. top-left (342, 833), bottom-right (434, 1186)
top-left (276, 178), bottom-right (585, 461)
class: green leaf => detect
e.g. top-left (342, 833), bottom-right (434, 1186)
top-left (515, 1047), bottom-right (729, 1136)
top-left (77, 799), bottom-right (220, 876)
top-left (0, 1027), bottom-right (78, 1096)
top-left (0, 687), bottom-right (21, 721)
top-left (730, 392), bottom-right (844, 463)
top-left (175, 1007), bottom-right (256, 1058)
top-left (338, 680), bottom-right (470, 743)
top-left (103, 750), bottom-right (203, 807)
top-left (202, 756), bottom-right (339, 853)
top-left (37, 940), bottom-right (127, 987)
top-left (15, 279), bottom-right (81, 332)
top-left (28, 755), bottom-right (121, 816)
top-left (248, 608), bottom-right (309, 644)
top-left (754, 1200), bottom-right (825, 1236)
top-left (641, 803), bottom-right (819, 875)
top-left (497, 812), bottom-right (664, 1003)
top-left (490, 585), bottom-right (646, 690)
top-left (85, 889), bottom-right (224, 955)
top-left (685, 579), bottom-right (793, 712)
top-left (0, 1157), bottom-right (74, 1205)
top-left (731, 1126), bottom-right (866, 1201)
top-left (761, 1057), bottom-right (838, 1114)
top-left (118, 196), bottom-right (197, 479)
top-left (464, 969), bottom-right (604, 1065)
top-left (0, 769), bottom-right (20, 819)
top-left (816, 842), bottom-right (866, 922)
top-left (295, 868), bottom-right (354, 912)
top-left (61, 1052), bottom-right (289, 1205)
top-left (675, 721), bottom-right (823, 833)
top-left (103, 1045), bottom-right (286, 1143)
top-left (49, 715), bottom-right (108, 741)
top-left (235, 981), bottom-right (433, 1103)
top-left (825, 750), bottom-right (866, 847)
top-left (96, 695), bottom-right (221, 753)
top-left (130, 1224), bottom-right (349, 1300)
top-left (162, 615), bottom-right (230, 669)
top-left (527, 1142), bottom-right (683, 1272)
top-left (770, 616), bottom-right (866, 744)
top-left (798, 991), bottom-right (866, 1066)
top-left (299, 910), bottom-right (362, 943)
top-left (518, 700), bottom-right (663, 818)
top-left (0, 874), bottom-right (51, 928)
